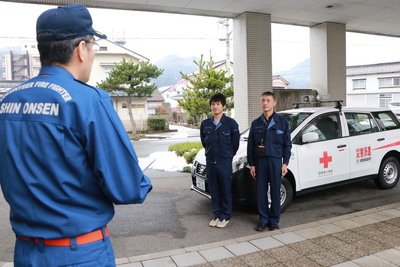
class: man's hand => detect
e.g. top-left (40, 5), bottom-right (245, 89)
top-left (281, 164), bottom-right (288, 178)
top-left (250, 166), bottom-right (256, 179)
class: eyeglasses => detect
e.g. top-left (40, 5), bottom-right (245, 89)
top-left (86, 40), bottom-right (100, 51)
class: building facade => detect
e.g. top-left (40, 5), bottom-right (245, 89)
top-left (89, 39), bottom-right (152, 131)
top-left (346, 62), bottom-right (400, 109)
top-left (3, 41), bottom-right (41, 81)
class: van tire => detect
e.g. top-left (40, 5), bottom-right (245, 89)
top-left (251, 176), bottom-right (293, 212)
top-left (375, 157), bottom-right (400, 189)
top-left (280, 177), bottom-right (293, 212)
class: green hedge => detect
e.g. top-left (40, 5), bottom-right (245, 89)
top-left (168, 142), bottom-right (203, 164)
top-left (147, 117), bottom-right (166, 131)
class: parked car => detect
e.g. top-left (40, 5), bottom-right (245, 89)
top-left (389, 101), bottom-right (400, 115)
top-left (191, 103), bottom-right (400, 211)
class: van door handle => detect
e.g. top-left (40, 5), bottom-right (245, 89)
top-left (337, 144), bottom-right (347, 148)
top-left (377, 138), bottom-right (385, 141)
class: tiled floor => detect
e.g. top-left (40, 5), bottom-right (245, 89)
top-left (117, 202), bottom-right (400, 267)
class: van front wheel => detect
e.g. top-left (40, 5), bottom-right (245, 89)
top-left (266, 177), bottom-right (293, 212)
top-left (279, 177), bottom-right (293, 212)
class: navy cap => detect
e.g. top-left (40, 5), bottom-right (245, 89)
top-left (36, 4), bottom-right (107, 42)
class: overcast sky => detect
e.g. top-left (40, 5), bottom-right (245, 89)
top-left (1, 1), bottom-right (400, 73)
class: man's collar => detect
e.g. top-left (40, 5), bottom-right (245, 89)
top-left (39, 65), bottom-right (75, 80)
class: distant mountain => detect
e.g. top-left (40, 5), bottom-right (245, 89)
top-left (274, 59), bottom-right (310, 89)
top-left (152, 55), bottom-right (200, 87)
top-left (153, 55), bottom-right (311, 89)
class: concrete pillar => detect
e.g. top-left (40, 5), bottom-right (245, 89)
top-left (310, 22), bottom-right (346, 105)
top-left (233, 12), bottom-right (272, 130)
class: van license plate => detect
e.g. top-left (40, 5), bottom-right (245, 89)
top-left (196, 178), bottom-right (205, 191)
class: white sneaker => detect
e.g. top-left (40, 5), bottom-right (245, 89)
top-left (209, 218), bottom-right (219, 227)
top-left (216, 219), bottom-right (230, 228)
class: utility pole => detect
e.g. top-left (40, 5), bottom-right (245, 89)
top-left (218, 18), bottom-right (231, 77)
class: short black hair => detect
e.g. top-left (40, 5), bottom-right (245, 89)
top-left (209, 93), bottom-right (226, 106)
top-left (261, 91), bottom-right (276, 100)
top-left (38, 34), bottom-right (93, 66)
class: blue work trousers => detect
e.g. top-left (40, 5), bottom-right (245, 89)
top-left (256, 157), bottom-right (282, 225)
top-left (206, 161), bottom-right (233, 220)
top-left (14, 229), bottom-right (116, 267)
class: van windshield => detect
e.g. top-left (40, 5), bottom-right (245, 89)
top-left (279, 112), bottom-right (312, 132)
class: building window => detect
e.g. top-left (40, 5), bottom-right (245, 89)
top-left (99, 46), bottom-right (108, 51)
top-left (104, 65), bottom-right (115, 76)
top-left (121, 103), bottom-right (145, 113)
top-left (379, 94), bottom-right (392, 107)
top-left (132, 104), bottom-right (145, 113)
top-left (352, 79), bottom-right (366, 90)
top-left (379, 77), bottom-right (400, 88)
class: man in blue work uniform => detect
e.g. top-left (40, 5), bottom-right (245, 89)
top-left (247, 91), bottom-right (292, 232)
top-left (0, 4), bottom-right (152, 267)
top-left (200, 93), bottom-right (240, 228)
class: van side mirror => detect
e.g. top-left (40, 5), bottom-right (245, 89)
top-left (302, 132), bottom-right (319, 143)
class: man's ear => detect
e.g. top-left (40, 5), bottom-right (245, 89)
top-left (75, 41), bottom-right (86, 62)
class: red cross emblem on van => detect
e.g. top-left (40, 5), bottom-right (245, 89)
top-left (319, 151), bottom-right (332, 168)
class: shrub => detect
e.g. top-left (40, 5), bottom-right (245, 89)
top-left (168, 142), bottom-right (203, 164)
top-left (187, 116), bottom-right (195, 125)
top-left (182, 166), bottom-right (192, 173)
top-left (147, 117), bottom-right (166, 131)
top-left (183, 149), bottom-right (201, 164)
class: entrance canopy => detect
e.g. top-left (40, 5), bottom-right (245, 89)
top-left (4, 0), bottom-right (400, 37)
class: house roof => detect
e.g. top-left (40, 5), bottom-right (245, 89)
top-left (187, 59), bottom-right (232, 77)
top-left (273, 75), bottom-right (290, 85)
top-left (165, 79), bottom-right (189, 92)
top-left (148, 88), bottom-right (164, 102)
top-left (97, 39), bottom-right (149, 62)
top-left (347, 61), bottom-right (400, 76)
top-left (158, 85), bottom-right (172, 94)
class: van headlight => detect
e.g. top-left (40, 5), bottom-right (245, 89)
top-left (232, 156), bottom-right (247, 173)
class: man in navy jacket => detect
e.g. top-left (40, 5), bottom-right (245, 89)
top-left (200, 93), bottom-right (240, 228)
top-left (247, 91), bottom-right (292, 231)
top-left (0, 5), bottom-right (152, 266)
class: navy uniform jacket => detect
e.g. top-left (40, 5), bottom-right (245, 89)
top-left (247, 112), bottom-right (292, 166)
top-left (200, 114), bottom-right (240, 164)
top-left (0, 66), bottom-right (152, 239)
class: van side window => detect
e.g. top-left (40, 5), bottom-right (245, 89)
top-left (303, 113), bottom-right (341, 141)
top-left (372, 112), bottom-right (400, 130)
top-left (345, 113), bottom-right (379, 136)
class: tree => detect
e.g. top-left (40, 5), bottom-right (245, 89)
top-left (178, 55), bottom-right (233, 125)
top-left (97, 58), bottom-right (163, 134)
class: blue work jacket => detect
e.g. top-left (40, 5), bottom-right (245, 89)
top-left (200, 114), bottom-right (240, 164)
top-left (247, 112), bottom-right (292, 166)
top-left (0, 66), bottom-right (152, 239)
